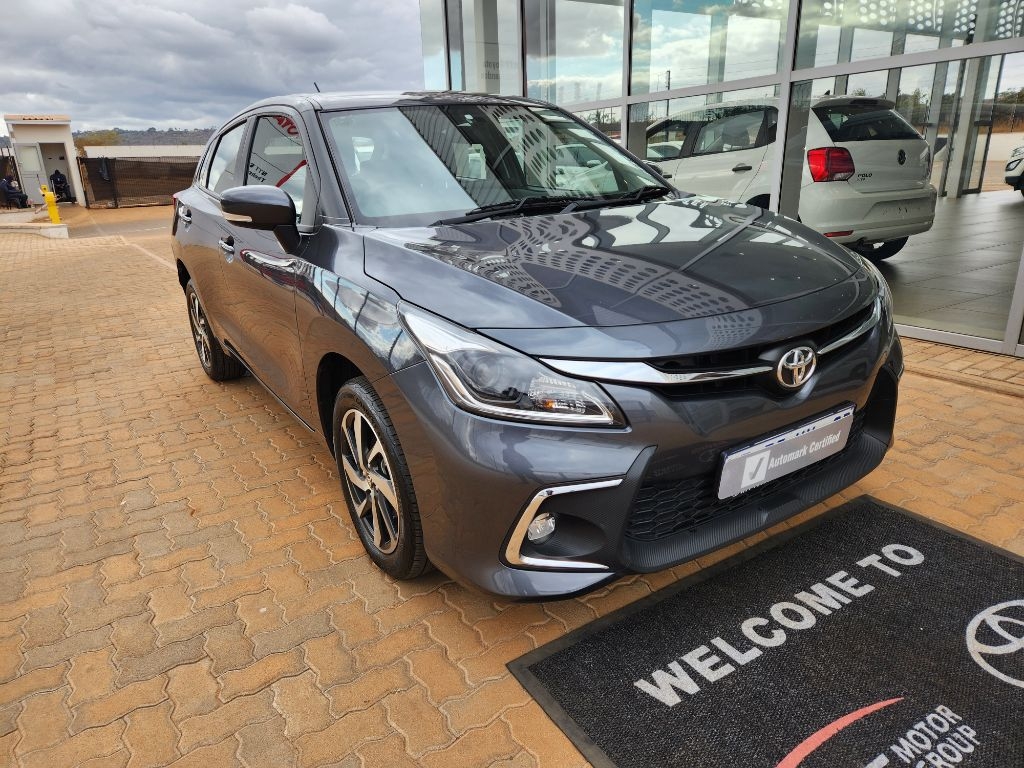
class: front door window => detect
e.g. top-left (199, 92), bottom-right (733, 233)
top-left (246, 115), bottom-right (310, 220)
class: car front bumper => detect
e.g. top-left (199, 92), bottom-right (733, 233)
top-left (377, 320), bottom-right (902, 599)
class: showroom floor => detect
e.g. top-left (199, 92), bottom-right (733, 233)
top-left (1, 207), bottom-right (1022, 767)
top-left (883, 188), bottom-right (1024, 340)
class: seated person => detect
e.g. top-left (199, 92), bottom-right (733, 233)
top-left (1, 175), bottom-right (28, 208)
top-left (50, 169), bottom-right (72, 201)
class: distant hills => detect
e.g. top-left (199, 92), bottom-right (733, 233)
top-left (72, 127), bottom-right (215, 147)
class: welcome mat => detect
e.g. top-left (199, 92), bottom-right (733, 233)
top-left (509, 497), bottom-right (1024, 768)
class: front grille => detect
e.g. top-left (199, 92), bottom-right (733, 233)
top-left (626, 410), bottom-right (866, 542)
top-left (648, 302), bottom-right (874, 375)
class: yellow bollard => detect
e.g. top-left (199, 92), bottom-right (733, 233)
top-left (39, 184), bottom-right (61, 224)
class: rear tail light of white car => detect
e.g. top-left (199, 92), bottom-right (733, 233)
top-left (807, 147), bottom-right (855, 182)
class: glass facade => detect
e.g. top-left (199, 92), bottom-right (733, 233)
top-left (782, 54), bottom-right (1024, 340)
top-left (421, 0), bottom-right (1024, 355)
top-left (421, 0), bottom-right (449, 90)
top-left (459, 0), bottom-right (522, 93)
top-left (631, 0), bottom-right (789, 95)
top-left (525, 0), bottom-right (625, 104)
top-left (796, 0), bottom-right (1024, 70)
top-left (573, 106), bottom-right (624, 140)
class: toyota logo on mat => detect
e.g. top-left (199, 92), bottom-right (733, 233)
top-left (966, 599), bottom-right (1024, 688)
top-left (898, 149), bottom-right (907, 165)
top-left (776, 346), bottom-right (816, 389)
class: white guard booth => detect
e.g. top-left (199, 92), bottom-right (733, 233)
top-left (3, 114), bottom-right (84, 205)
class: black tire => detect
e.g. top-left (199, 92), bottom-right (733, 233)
top-left (332, 377), bottom-right (429, 580)
top-left (851, 236), bottom-right (908, 262)
top-left (185, 280), bottom-right (245, 381)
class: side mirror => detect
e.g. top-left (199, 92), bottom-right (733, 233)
top-left (220, 185), bottom-right (300, 253)
top-left (646, 162), bottom-right (672, 180)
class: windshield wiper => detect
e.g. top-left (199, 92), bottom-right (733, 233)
top-left (559, 184), bottom-right (673, 214)
top-left (433, 196), bottom-right (580, 226)
top-left (433, 184), bottom-right (672, 226)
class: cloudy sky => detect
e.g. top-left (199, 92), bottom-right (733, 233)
top-left (3, 0), bottom-right (425, 134)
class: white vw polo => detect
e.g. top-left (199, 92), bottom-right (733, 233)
top-left (646, 96), bottom-right (937, 261)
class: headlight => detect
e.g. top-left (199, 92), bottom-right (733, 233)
top-left (1007, 159), bottom-right (1022, 172)
top-left (856, 255), bottom-right (893, 330)
top-left (400, 304), bottom-right (625, 427)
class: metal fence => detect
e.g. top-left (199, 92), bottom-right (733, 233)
top-left (0, 147), bottom-right (17, 186)
top-left (77, 156), bottom-right (198, 208)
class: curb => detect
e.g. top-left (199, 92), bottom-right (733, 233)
top-left (0, 222), bottom-right (70, 239)
top-left (904, 362), bottom-right (1024, 399)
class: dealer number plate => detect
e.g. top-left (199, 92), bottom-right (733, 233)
top-left (717, 406), bottom-right (856, 500)
top-left (874, 199), bottom-right (931, 219)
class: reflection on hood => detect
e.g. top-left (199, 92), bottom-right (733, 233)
top-left (367, 196), bottom-right (860, 330)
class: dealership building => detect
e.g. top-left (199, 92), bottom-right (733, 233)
top-left (420, 0), bottom-right (1024, 356)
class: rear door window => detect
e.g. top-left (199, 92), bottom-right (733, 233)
top-left (205, 123), bottom-right (246, 194)
top-left (813, 104), bottom-right (922, 142)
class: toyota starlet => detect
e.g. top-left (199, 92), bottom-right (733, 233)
top-left (172, 92), bottom-right (902, 598)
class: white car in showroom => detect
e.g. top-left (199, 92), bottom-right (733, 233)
top-left (646, 97), bottom-right (937, 260)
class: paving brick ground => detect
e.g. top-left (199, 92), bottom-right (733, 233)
top-left (2, 209), bottom-right (1023, 767)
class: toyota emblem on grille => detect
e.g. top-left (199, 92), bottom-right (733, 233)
top-left (776, 346), bottom-right (817, 389)
top-left (897, 149), bottom-right (907, 165)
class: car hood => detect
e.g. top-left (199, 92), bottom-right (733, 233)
top-left (363, 197), bottom-right (871, 355)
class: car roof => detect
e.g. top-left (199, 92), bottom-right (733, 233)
top-left (235, 90), bottom-right (549, 116)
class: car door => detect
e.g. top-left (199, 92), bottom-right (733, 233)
top-left (177, 120), bottom-right (249, 340)
top-left (672, 107), bottom-right (770, 203)
top-left (217, 111), bottom-right (312, 417)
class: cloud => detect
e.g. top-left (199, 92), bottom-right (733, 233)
top-left (245, 4), bottom-right (343, 52)
top-left (2, 0), bottom-right (426, 133)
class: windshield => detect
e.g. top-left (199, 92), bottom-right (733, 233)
top-left (322, 104), bottom-right (665, 226)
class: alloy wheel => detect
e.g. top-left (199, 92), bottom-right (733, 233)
top-left (339, 409), bottom-right (402, 555)
top-left (188, 291), bottom-right (212, 370)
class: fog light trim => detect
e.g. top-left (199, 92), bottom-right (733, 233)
top-left (505, 479), bottom-right (622, 571)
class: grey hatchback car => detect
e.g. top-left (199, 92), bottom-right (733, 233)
top-left (172, 92), bottom-right (902, 599)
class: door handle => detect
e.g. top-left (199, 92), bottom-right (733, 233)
top-left (248, 252), bottom-right (296, 269)
top-left (732, 163), bottom-right (753, 172)
top-left (219, 236), bottom-right (234, 254)
top-left (178, 205), bottom-right (192, 223)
